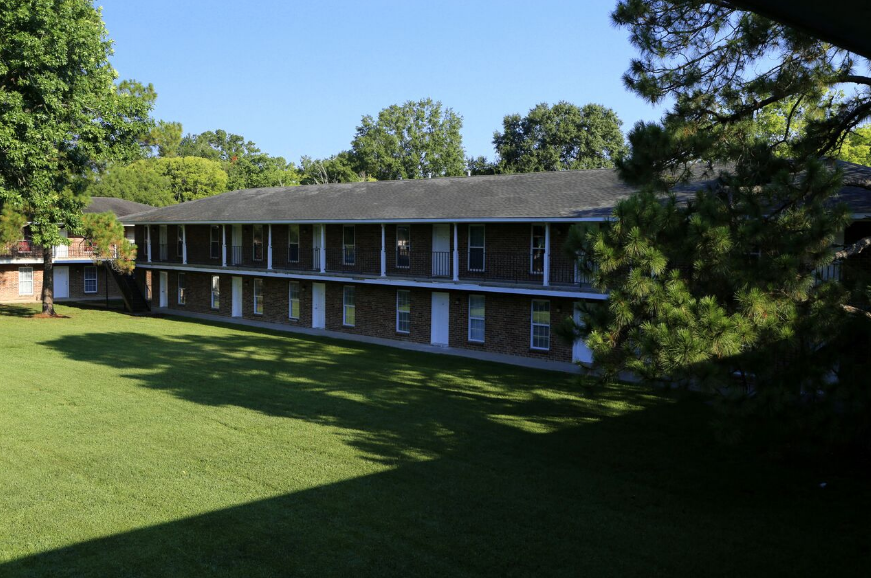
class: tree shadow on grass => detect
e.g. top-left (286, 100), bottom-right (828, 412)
top-left (0, 303), bottom-right (38, 317)
top-left (9, 319), bottom-right (869, 577)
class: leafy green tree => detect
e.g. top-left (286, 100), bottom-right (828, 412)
top-left (838, 126), bottom-right (871, 166)
top-left (493, 102), bottom-right (627, 173)
top-left (351, 99), bottom-right (466, 180)
top-left (88, 162), bottom-right (174, 206)
top-left (82, 211), bottom-right (136, 274)
top-left (178, 129), bottom-right (259, 162)
top-left (567, 0), bottom-right (871, 445)
top-left (466, 156), bottom-right (498, 176)
top-left (150, 157), bottom-right (228, 203)
top-left (300, 152), bottom-right (368, 185)
top-left (0, 0), bottom-right (153, 314)
top-left (145, 120), bottom-right (183, 158)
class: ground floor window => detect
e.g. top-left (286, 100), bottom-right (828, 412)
top-left (343, 286), bottom-right (355, 327)
top-left (396, 290), bottom-right (410, 333)
top-left (177, 273), bottom-right (186, 305)
top-left (468, 294), bottom-right (485, 342)
top-left (288, 281), bottom-right (300, 319)
top-left (531, 299), bottom-right (551, 350)
top-left (84, 266), bottom-right (98, 294)
top-left (211, 275), bottom-right (220, 310)
top-left (253, 278), bottom-right (263, 315)
top-left (18, 267), bottom-right (33, 295)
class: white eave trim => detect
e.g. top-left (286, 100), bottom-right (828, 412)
top-left (129, 216), bottom-right (612, 225)
top-left (137, 263), bottom-right (608, 300)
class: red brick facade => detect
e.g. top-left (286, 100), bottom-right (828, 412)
top-left (0, 263), bottom-right (122, 302)
top-left (152, 268), bottom-right (579, 362)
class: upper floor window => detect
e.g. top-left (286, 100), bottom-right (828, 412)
top-left (253, 225), bottom-right (264, 261)
top-left (18, 267), bottom-right (33, 296)
top-left (531, 299), bottom-right (551, 350)
top-left (396, 226), bottom-right (410, 268)
top-left (159, 225), bottom-right (168, 261)
top-left (177, 225), bottom-right (184, 257)
top-left (253, 278), bottom-right (264, 315)
top-left (531, 225), bottom-right (546, 275)
top-left (210, 226), bottom-right (221, 259)
top-left (468, 225), bottom-right (485, 272)
top-left (178, 273), bottom-right (186, 305)
top-left (84, 266), bottom-right (98, 294)
top-left (288, 224), bottom-right (300, 263)
top-left (343, 225), bottom-right (355, 265)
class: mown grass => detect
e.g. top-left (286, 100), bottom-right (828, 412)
top-left (0, 303), bottom-right (867, 577)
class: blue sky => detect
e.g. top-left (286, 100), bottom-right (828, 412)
top-left (101, 0), bottom-right (666, 164)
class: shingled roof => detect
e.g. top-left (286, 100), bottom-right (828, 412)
top-left (124, 163), bottom-right (871, 224)
top-left (85, 197), bottom-right (152, 218)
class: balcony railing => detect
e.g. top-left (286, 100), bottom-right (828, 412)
top-left (324, 247), bottom-right (380, 275)
top-left (273, 247), bottom-right (319, 272)
top-left (2, 240), bottom-right (117, 260)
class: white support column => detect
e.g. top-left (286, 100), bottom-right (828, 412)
top-left (267, 224), bottom-right (273, 270)
top-left (452, 223), bottom-right (459, 281)
top-left (221, 224), bottom-right (227, 267)
top-left (181, 225), bottom-right (187, 265)
top-left (380, 224), bottom-right (387, 277)
top-left (319, 224), bottom-right (326, 273)
top-left (146, 225), bottom-right (152, 263)
top-left (543, 223), bottom-right (551, 287)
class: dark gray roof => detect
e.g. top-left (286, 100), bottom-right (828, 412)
top-left (835, 161), bottom-right (871, 214)
top-left (85, 197), bottom-right (152, 218)
top-left (124, 163), bottom-right (871, 224)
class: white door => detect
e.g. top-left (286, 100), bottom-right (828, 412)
top-left (432, 225), bottom-right (450, 277)
top-left (312, 283), bottom-right (325, 328)
top-left (54, 266), bottom-right (69, 299)
top-left (232, 225), bottom-right (242, 265)
top-left (312, 283), bottom-right (327, 329)
top-left (430, 292), bottom-right (450, 346)
top-left (232, 276), bottom-right (243, 317)
top-left (572, 302), bottom-right (594, 364)
top-left (159, 271), bottom-right (168, 307)
top-left (55, 230), bottom-right (69, 259)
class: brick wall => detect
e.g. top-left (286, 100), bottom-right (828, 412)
top-left (150, 269), bottom-right (577, 362)
top-left (0, 264), bottom-right (122, 302)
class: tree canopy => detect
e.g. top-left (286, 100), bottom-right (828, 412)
top-left (567, 0), bottom-right (871, 446)
top-left (350, 99), bottom-right (466, 180)
top-left (0, 0), bottom-right (154, 313)
top-left (493, 102), bottom-right (627, 172)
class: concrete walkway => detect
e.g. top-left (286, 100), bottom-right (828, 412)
top-left (151, 308), bottom-right (582, 374)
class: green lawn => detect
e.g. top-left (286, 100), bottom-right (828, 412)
top-left (0, 303), bottom-right (867, 577)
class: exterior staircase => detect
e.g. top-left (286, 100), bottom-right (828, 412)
top-left (104, 262), bottom-right (150, 314)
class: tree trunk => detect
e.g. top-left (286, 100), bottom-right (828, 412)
top-left (42, 245), bottom-right (55, 316)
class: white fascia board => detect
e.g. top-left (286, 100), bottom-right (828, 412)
top-left (0, 258), bottom-right (43, 265)
top-left (130, 216), bottom-right (612, 225)
top-left (137, 263), bottom-right (608, 300)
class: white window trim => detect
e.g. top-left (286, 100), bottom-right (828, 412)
top-left (530, 299), bottom-right (551, 351)
top-left (18, 267), bottom-right (33, 296)
top-left (396, 225), bottom-right (411, 269)
top-left (84, 266), bottom-right (98, 294)
top-left (396, 290), bottom-right (410, 334)
top-left (288, 281), bottom-right (300, 319)
top-left (530, 224), bottom-right (546, 275)
top-left (468, 224), bottom-right (485, 272)
top-left (210, 275), bottom-right (220, 310)
top-left (468, 294), bottom-right (485, 343)
top-left (343, 224), bottom-right (356, 265)
top-left (253, 278), bottom-right (263, 315)
top-left (177, 273), bottom-right (186, 305)
top-left (343, 285), bottom-right (355, 327)
top-left (288, 224), bottom-right (300, 263)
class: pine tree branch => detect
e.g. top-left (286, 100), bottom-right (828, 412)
top-left (842, 304), bottom-right (871, 321)
top-left (834, 236), bottom-right (871, 260)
